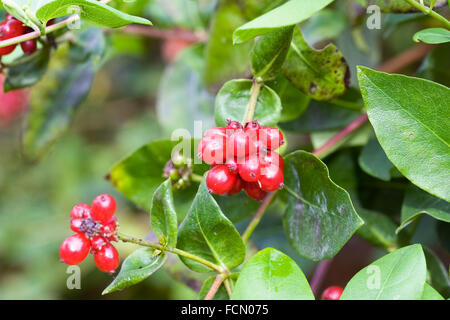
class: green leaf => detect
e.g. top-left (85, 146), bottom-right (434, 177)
top-left (282, 27), bottom-right (350, 101)
top-left (358, 66), bottom-right (450, 201)
top-left (397, 185), bottom-right (450, 233)
top-left (413, 28), bottom-right (450, 44)
top-left (177, 179), bottom-right (246, 273)
top-left (302, 9), bottom-right (348, 44)
top-left (214, 193), bottom-right (261, 223)
top-left (4, 46), bottom-right (51, 92)
top-left (22, 27), bottom-right (105, 160)
top-left (353, 0), bottom-right (447, 13)
top-left (36, 0), bottom-right (152, 27)
top-left (424, 247), bottom-right (450, 298)
top-left (421, 283), bottom-right (444, 300)
top-left (437, 221), bottom-right (450, 253)
top-left (198, 274), bottom-right (238, 300)
top-left (102, 248), bottom-right (166, 295)
top-left (417, 43), bottom-right (450, 87)
top-left (231, 248), bottom-right (314, 300)
top-left (204, 0), bottom-right (251, 86)
top-left (283, 151), bottom-right (363, 261)
top-left (156, 45), bottom-right (215, 135)
top-left (150, 179), bottom-right (178, 248)
top-left (358, 136), bottom-right (396, 182)
top-left (267, 75), bottom-right (310, 122)
top-left (341, 244), bottom-right (427, 300)
top-left (214, 79), bottom-right (282, 127)
top-left (251, 27), bottom-right (293, 81)
top-left (109, 138), bottom-right (207, 214)
top-left (233, 0), bottom-right (334, 44)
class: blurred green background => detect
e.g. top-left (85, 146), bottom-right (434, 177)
top-left (0, 0), bottom-right (449, 299)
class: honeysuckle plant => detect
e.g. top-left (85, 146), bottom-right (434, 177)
top-left (1, 0), bottom-right (449, 300)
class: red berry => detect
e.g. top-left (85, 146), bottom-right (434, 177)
top-left (244, 182), bottom-right (267, 201)
top-left (60, 234), bottom-right (91, 265)
top-left (225, 157), bottom-right (239, 174)
top-left (226, 120), bottom-right (242, 131)
top-left (260, 127), bottom-right (284, 150)
top-left (70, 203), bottom-right (92, 219)
top-left (321, 286), bottom-right (344, 300)
top-left (94, 243), bottom-right (120, 273)
top-left (101, 216), bottom-right (118, 242)
top-left (204, 127), bottom-right (227, 138)
top-left (227, 130), bottom-right (249, 158)
top-left (258, 164), bottom-right (284, 192)
top-left (244, 120), bottom-right (261, 132)
top-left (70, 218), bottom-right (83, 233)
top-left (199, 136), bottom-right (227, 165)
top-left (0, 74), bottom-right (29, 126)
top-left (261, 151), bottom-right (284, 170)
top-left (206, 165), bottom-right (237, 195)
top-left (91, 236), bottom-right (107, 253)
top-left (4, 14), bottom-right (14, 22)
top-left (20, 28), bottom-right (37, 55)
top-left (0, 19), bottom-right (25, 55)
top-left (239, 154), bottom-right (261, 182)
top-left (228, 178), bottom-right (244, 195)
top-left (91, 194), bottom-right (116, 223)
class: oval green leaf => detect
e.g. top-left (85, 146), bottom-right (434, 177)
top-left (283, 151), bottom-right (363, 261)
top-left (36, 0), bottom-right (152, 27)
top-left (358, 66), bottom-right (450, 201)
top-left (103, 248), bottom-right (166, 295)
top-left (358, 136), bottom-right (396, 182)
top-left (233, 0), bottom-right (334, 44)
top-left (421, 283), bottom-right (444, 300)
top-left (177, 179), bottom-right (246, 273)
top-left (341, 244), bottom-right (426, 300)
top-left (413, 28), bottom-right (450, 44)
top-left (150, 179), bottom-right (178, 248)
top-left (282, 27), bottom-right (350, 101)
top-left (215, 79), bottom-right (282, 127)
top-left (231, 248), bottom-right (314, 300)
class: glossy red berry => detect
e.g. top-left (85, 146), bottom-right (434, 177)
top-left (239, 154), bottom-right (261, 182)
top-left (91, 236), bottom-right (107, 253)
top-left (91, 194), bottom-right (116, 223)
top-left (206, 165), bottom-right (237, 195)
top-left (60, 234), bottom-right (91, 265)
top-left (227, 130), bottom-right (249, 158)
top-left (244, 120), bottom-right (261, 132)
top-left (199, 136), bottom-right (227, 165)
top-left (260, 127), bottom-right (284, 150)
top-left (259, 164), bottom-right (284, 192)
top-left (70, 203), bottom-right (92, 219)
top-left (225, 157), bottom-right (239, 174)
top-left (226, 120), bottom-right (242, 131)
top-left (101, 216), bottom-right (118, 242)
top-left (321, 286), bottom-right (344, 300)
top-left (244, 182), bottom-right (267, 201)
top-left (70, 218), bottom-right (83, 233)
top-left (94, 243), bottom-right (120, 273)
top-left (204, 127), bottom-right (227, 138)
top-left (228, 177), bottom-right (244, 195)
top-left (0, 19), bottom-right (25, 55)
top-left (261, 151), bottom-right (284, 170)
top-left (20, 28), bottom-right (37, 55)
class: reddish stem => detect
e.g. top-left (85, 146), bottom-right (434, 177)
top-left (119, 25), bottom-right (208, 43)
top-left (204, 275), bottom-right (224, 300)
top-left (309, 259), bottom-right (332, 296)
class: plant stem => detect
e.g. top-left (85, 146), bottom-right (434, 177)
top-left (241, 191), bottom-right (277, 243)
top-left (223, 278), bottom-right (233, 298)
top-left (190, 173), bottom-right (204, 183)
top-left (118, 25), bottom-right (208, 43)
top-left (309, 259), bottom-right (332, 296)
top-left (312, 113), bottom-right (369, 158)
top-left (403, 0), bottom-right (450, 28)
top-left (204, 275), bottom-right (224, 300)
top-left (244, 78), bottom-right (263, 123)
top-left (118, 234), bottom-right (224, 273)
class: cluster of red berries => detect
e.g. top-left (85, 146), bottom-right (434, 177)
top-left (199, 120), bottom-right (285, 201)
top-left (0, 14), bottom-right (43, 56)
top-left (59, 194), bottom-right (120, 274)
top-left (320, 286), bottom-right (344, 300)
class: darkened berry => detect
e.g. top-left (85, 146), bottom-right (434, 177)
top-left (258, 164), bottom-right (284, 192)
top-left (60, 234), bottom-right (91, 265)
top-left (20, 27), bottom-right (37, 55)
top-left (244, 182), bottom-right (267, 201)
top-left (321, 286), bottom-right (344, 300)
top-left (206, 165), bottom-right (237, 195)
top-left (94, 243), bottom-right (120, 273)
top-left (228, 177), bottom-right (244, 195)
top-left (91, 194), bottom-right (116, 223)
